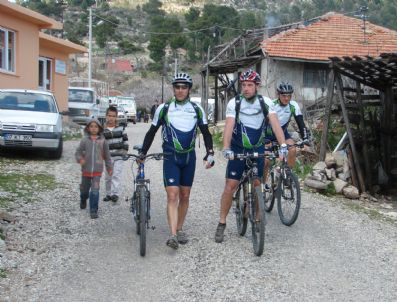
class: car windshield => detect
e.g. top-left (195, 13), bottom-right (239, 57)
top-left (0, 92), bottom-right (57, 113)
top-left (68, 89), bottom-right (94, 103)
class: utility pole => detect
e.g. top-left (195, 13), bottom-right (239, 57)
top-left (174, 57), bottom-right (178, 76)
top-left (88, 7), bottom-right (92, 88)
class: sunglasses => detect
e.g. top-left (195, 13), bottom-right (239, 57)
top-left (173, 84), bottom-right (189, 90)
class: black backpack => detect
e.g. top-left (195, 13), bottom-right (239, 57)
top-left (160, 100), bottom-right (203, 123)
top-left (235, 94), bottom-right (269, 122)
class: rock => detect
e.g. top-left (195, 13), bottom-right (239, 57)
top-left (333, 179), bottom-right (348, 194)
top-left (310, 171), bottom-right (325, 181)
top-left (325, 168), bottom-right (336, 180)
top-left (335, 166), bottom-right (344, 174)
top-left (338, 172), bottom-right (350, 181)
top-left (304, 178), bottom-right (328, 190)
top-left (313, 161), bottom-right (327, 172)
top-left (325, 155), bottom-right (337, 168)
top-left (0, 211), bottom-right (15, 223)
top-left (343, 185), bottom-right (360, 199)
top-left (332, 150), bottom-right (347, 167)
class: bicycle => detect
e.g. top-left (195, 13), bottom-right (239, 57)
top-left (122, 146), bottom-right (166, 257)
top-left (233, 152), bottom-right (267, 256)
top-left (262, 142), bottom-right (303, 226)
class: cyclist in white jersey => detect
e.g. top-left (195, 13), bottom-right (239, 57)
top-left (140, 72), bottom-right (215, 250)
top-left (265, 82), bottom-right (309, 168)
top-left (214, 69), bottom-right (288, 243)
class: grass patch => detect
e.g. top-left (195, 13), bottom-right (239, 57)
top-left (343, 201), bottom-right (397, 226)
top-left (212, 131), bottom-right (223, 150)
top-left (0, 172), bottom-right (58, 206)
top-left (293, 159), bottom-right (313, 179)
top-left (0, 269), bottom-right (7, 278)
top-left (63, 132), bottom-right (82, 141)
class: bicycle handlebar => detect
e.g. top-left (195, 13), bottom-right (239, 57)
top-left (122, 152), bottom-right (170, 161)
top-left (234, 152), bottom-right (275, 160)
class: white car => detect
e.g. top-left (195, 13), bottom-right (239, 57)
top-left (0, 89), bottom-right (63, 159)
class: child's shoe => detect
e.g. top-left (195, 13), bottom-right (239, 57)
top-left (80, 199), bottom-right (87, 209)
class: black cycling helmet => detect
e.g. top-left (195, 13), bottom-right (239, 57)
top-left (172, 72), bottom-right (193, 88)
top-left (277, 82), bottom-right (294, 94)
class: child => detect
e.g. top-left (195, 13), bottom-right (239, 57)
top-left (75, 118), bottom-right (112, 219)
top-left (103, 106), bottom-right (129, 203)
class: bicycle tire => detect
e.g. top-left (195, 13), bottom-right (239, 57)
top-left (138, 186), bottom-right (147, 256)
top-left (277, 171), bottom-right (301, 226)
top-left (251, 187), bottom-right (266, 256)
top-left (262, 171), bottom-right (275, 212)
top-left (234, 185), bottom-right (248, 236)
top-left (132, 192), bottom-right (140, 235)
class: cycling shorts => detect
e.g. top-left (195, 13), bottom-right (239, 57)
top-left (163, 151), bottom-right (196, 187)
top-left (226, 145), bottom-right (264, 181)
top-left (265, 127), bottom-right (291, 142)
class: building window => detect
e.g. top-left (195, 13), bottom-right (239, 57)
top-left (0, 27), bottom-right (16, 73)
top-left (303, 63), bottom-right (327, 88)
top-left (38, 57), bottom-right (52, 91)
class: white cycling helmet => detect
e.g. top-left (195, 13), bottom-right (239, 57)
top-left (172, 72), bottom-right (193, 88)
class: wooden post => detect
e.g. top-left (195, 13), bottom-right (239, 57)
top-left (214, 74), bottom-right (218, 124)
top-left (319, 69), bottom-right (335, 161)
top-left (356, 81), bottom-right (372, 190)
top-left (335, 73), bottom-right (366, 193)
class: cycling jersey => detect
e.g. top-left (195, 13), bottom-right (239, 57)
top-left (152, 98), bottom-right (207, 153)
top-left (272, 99), bottom-right (302, 129)
top-left (265, 99), bottom-right (307, 140)
top-left (226, 95), bottom-right (274, 149)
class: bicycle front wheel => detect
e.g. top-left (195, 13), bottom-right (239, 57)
top-left (234, 184), bottom-right (248, 236)
top-left (138, 186), bottom-right (147, 256)
top-left (277, 171), bottom-right (301, 226)
top-left (251, 186), bottom-right (266, 256)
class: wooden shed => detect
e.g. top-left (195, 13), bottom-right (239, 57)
top-left (319, 53), bottom-right (397, 193)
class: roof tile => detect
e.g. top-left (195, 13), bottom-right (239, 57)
top-left (262, 12), bottom-right (397, 61)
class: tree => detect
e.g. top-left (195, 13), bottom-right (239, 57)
top-left (93, 15), bottom-right (119, 48)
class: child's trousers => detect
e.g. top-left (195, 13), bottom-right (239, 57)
top-left (80, 176), bottom-right (101, 212)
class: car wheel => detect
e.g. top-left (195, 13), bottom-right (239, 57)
top-left (49, 137), bottom-right (63, 159)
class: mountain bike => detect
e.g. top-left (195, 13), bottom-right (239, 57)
top-left (262, 142), bottom-right (303, 226)
top-left (233, 152), bottom-right (267, 256)
top-left (122, 146), bottom-right (166, 256)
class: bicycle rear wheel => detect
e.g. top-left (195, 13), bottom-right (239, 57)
top-left (277, 171), bottom-right (301, 226)
top-left (138, 186), bottom-right (147, 256)
top-left (234, 184), bottom-right (248, 236)
top-left (262, 171), bottom-right (275, 212)
top-left (251, 186), bottom-right (265, 256)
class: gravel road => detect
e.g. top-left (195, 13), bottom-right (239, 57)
top-left (0, 122), bottom-right (396, 302)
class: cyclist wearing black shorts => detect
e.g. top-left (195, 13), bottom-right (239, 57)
top-left (140, 72), bottom-right (215, 249)
top-left (264, 82), bottom-right (309, 169)
top-left (215, 69), bottom-right (288, 243)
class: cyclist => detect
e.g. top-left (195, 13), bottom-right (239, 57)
top-left (215, 69), bottom-right (287, 243)
top-left (140, 72), bottom-right (215, 250)
top-left (264, 81), bottom-right (309, 171)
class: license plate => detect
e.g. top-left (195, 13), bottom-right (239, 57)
top-left (4, 134), bottom-right (32, 141)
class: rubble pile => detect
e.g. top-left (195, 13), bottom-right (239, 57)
top-left (304, 151), bottom-right (360, 199)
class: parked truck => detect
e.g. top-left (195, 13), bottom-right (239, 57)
top-left (68, 87), bottom-right (107, 125)
top-left (108, 96), bottom-right (137, 124)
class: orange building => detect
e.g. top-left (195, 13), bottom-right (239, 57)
top-left (0, 0), bottom-right (87, 111)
